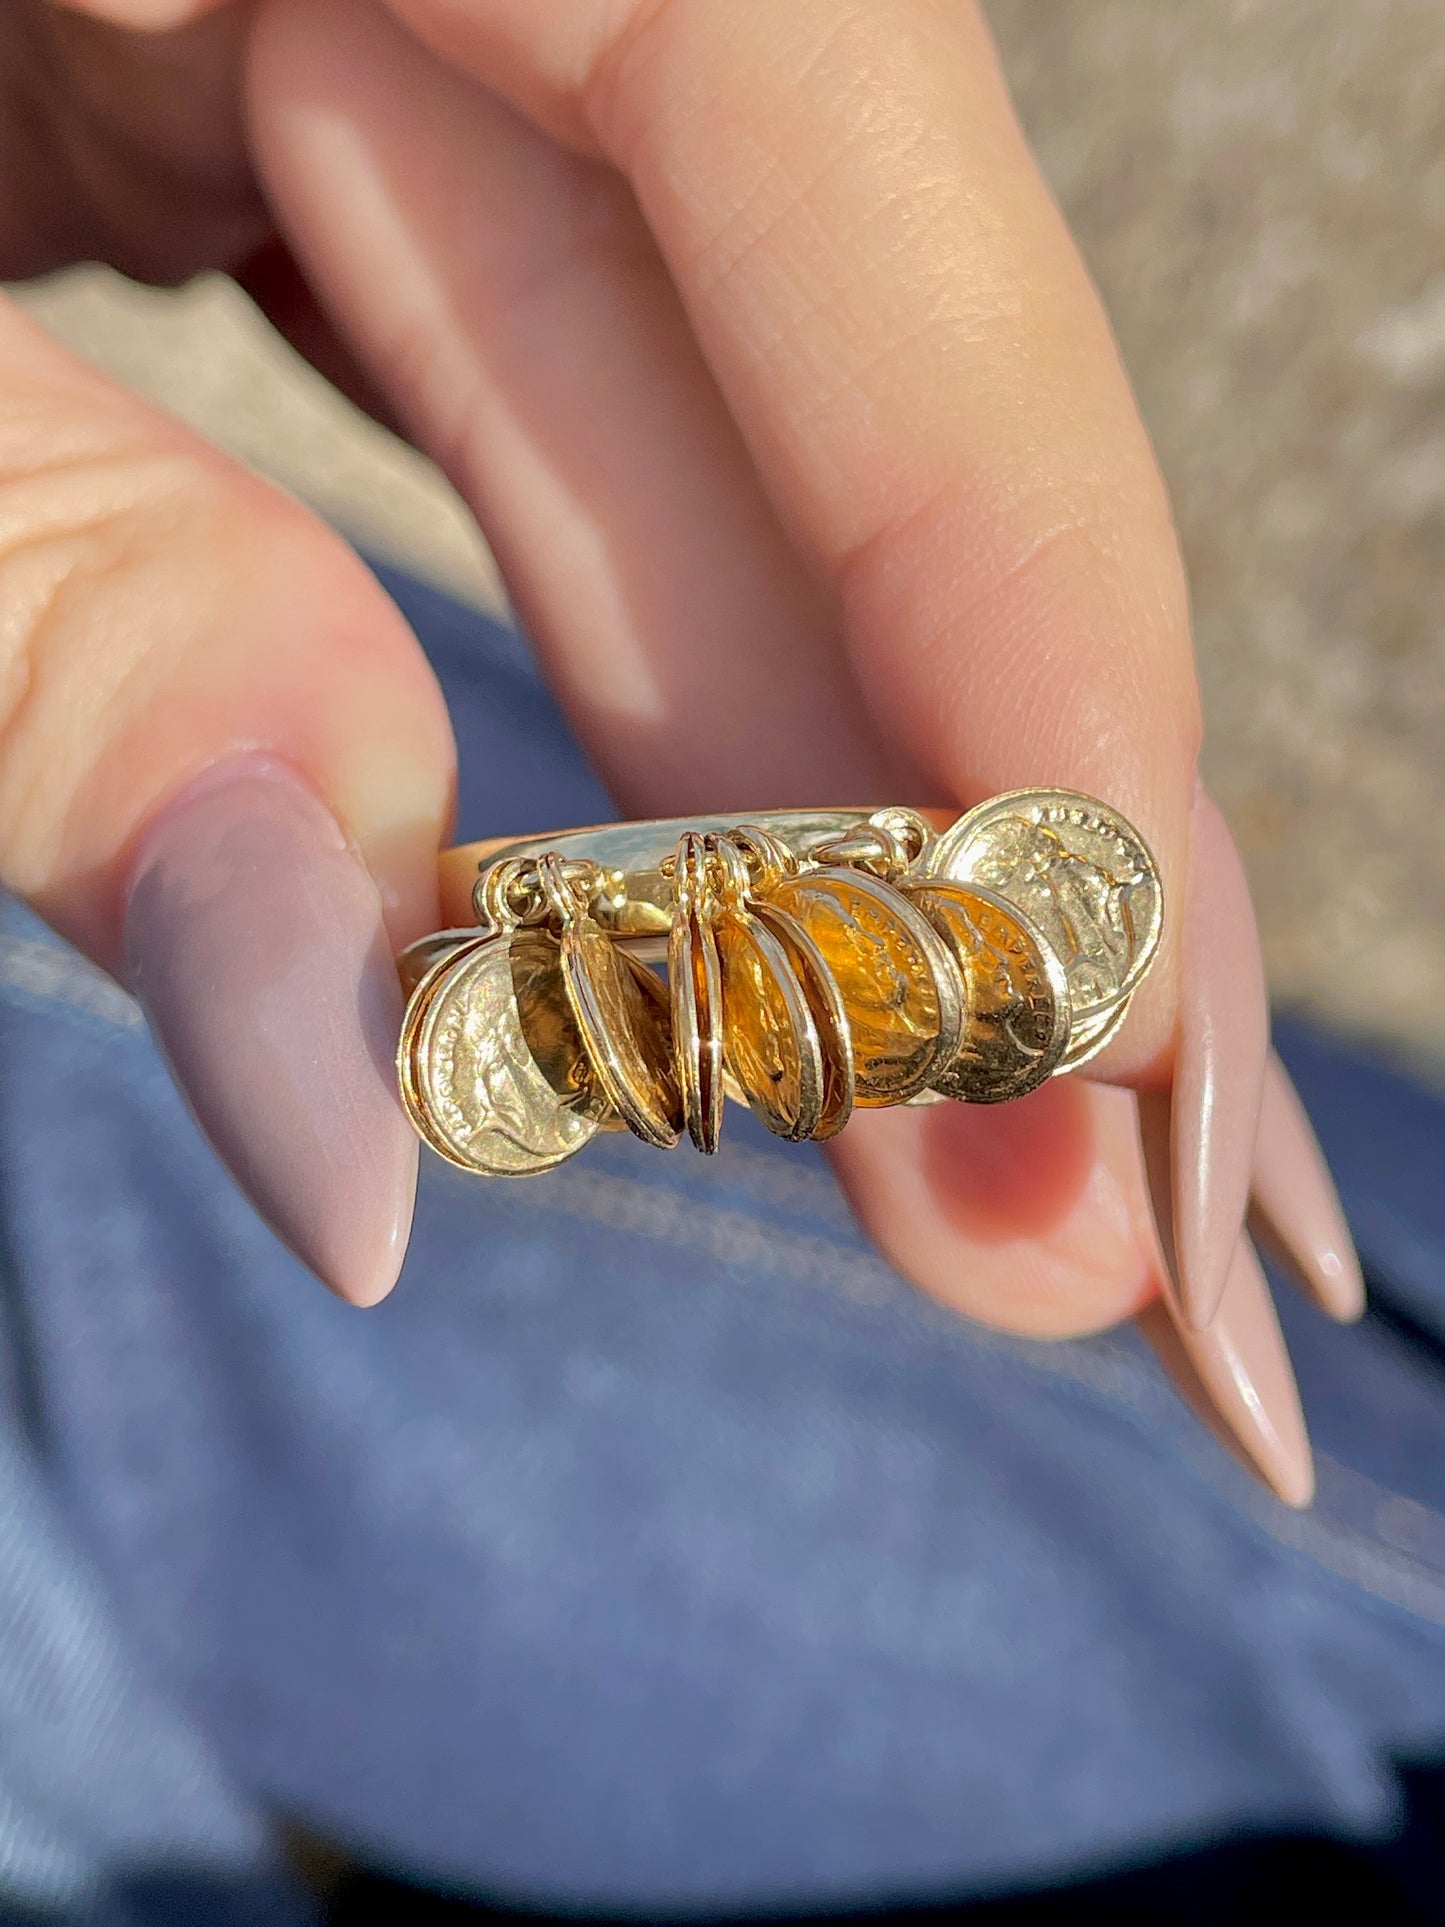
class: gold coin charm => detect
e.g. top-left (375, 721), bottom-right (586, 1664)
top-left (714, 909), bottom-right (826, 1141)
top-left (704, 837), bottom-right (825, 1141)
top-left (748, 900), bottom-right (855, 1139)
top-left (400, 926), bottom-right (609, 1176)
top-left (397, 929), bottom-right (487, 999)
top-left (926, 789), bottom-right (1161, 1023)
top-left (1055, 989), bottom-right (1132, 1072)
top-left (541, 854), bottom-right (683, 1150)
top-left (760, 864), bottom-right (964, 1106)
top-left (669, 833), bottom-right (725, 1154)
top-left (903, 880), bottom-right (1070, 1104)
top-left (397, 932), bottom-right (486, 1141)
top-left (398, 793), bottom-right (1165, 1177)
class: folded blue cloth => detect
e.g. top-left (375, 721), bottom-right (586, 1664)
top-left (2, 565), bottom-right (1444, 1924)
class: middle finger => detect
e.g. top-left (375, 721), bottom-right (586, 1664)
top-left (249, 0), bottom-right (903, 812)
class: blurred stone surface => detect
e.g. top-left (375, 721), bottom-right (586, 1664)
top-left (8, 0), bottom-right (1443, 1066)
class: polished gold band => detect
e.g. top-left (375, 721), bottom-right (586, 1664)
top-left (409, 791), bottom-right (1162, 1177)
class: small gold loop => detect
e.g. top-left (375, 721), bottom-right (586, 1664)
top-left (706, 833), bottom-right (753, 908)
top-left (807, 827), bottom-right (891, 872)
top-left (730, 823), bottom-right (796, 891)
top-left (536, 851), bottom-right (588, 927)
top-left (809, 809), bottom-right (934, 880)
top-left (869, 807), bottom-right (934, 870)
top-left (474, 858), bottom-right (531, 932)
top-left (671, 831), bottom-right (711, 919)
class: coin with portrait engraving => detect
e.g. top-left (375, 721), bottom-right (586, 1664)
top-left (926, 789), bottom-right (1161, 1021)
top-left (763, 868), bottom-right (963, 1106)
top-left (404, 929), bottom-right (609, 1175)
top-left (905, 879), bottom-right (1069, 1103)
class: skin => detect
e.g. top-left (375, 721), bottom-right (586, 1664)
top-left (0, 0), bottom-right (1205, 1335)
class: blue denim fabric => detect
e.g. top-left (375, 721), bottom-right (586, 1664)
top-left (2, 563), bottom-right (1445, 1922)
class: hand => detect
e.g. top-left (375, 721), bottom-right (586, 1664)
top-left (1, 0), bottom-right (1360, 1502)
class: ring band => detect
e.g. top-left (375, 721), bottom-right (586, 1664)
top-left (407, 792), bottom-right (1162, 1176)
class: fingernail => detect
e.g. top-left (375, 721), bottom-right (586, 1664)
top-left (1249, 1052), bottom-right (1365, 1323)
top-left (125, 756), bottom-right (417, 1305)
top-left (1141, 789), bottom-right (1269, 1329)
top-left (1139, 1238), bottom-right (1315, 1508)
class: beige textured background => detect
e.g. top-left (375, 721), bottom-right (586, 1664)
top-left (10, 0), bottom-right (1444, 1067)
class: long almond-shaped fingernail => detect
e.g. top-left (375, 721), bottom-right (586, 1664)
top-left (126, 756), bottom-right (417, 1305)
top-left (1249, 1052), bottom-right (1365, 1323)
top-left (1139, 1237), bottom-right (1314, 1508)
top-left (1140, 790), bottom-right (1269, 1329)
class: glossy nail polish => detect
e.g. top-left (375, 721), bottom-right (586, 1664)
top-left (1142, 790), bottom-right (1269, 1329)
top-left (126, 756), bottom-right (417, 1304)
top-left (1249, 1052), bottom-right (1365, 1323)
top-left (1140, 1237), bottom-right (1314, 1508)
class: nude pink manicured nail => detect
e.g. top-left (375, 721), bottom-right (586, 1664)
top-left (1249, 1052), bottom-right (1365, 1323)
top-left (1141, 790), bottom-right (1269, 1330)
top-left (1140, 1237), bottom-right (1315, 1508)
top-left (125, 756), bottom-right (417, 1305)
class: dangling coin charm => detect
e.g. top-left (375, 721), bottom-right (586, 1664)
top-left (903, 879), bottom-right (1069, 1103)
top-left (669, 832), bottom-right (725, 1154)
top-left (709, 837), bottom-right (826, 1142)
top-left (1054, 989), bottom-right (1132, 1072)
top-left (540, 853), bottom-right (683, 1150)
top-left (397, 928), bottom-right (488, 999)
top-left (398, 884), bottom-right (610, 1176)
top-left (755, 853), bottom-right (964, 1107)
top-left (926, 789), bottom-right (1162, 1026)
top-left (749, 898), bottom-right (855, 1139)
top-left (727, 828), bottom-right (854, 1140)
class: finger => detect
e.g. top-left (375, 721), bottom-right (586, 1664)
top-left (234, 236), bottom-right (408, 437)
top-left (373, 0), bottom-right (1200, 1063)
top-left (249, 0), bottom-right (1155, 1338)
top-left (248, 0), bottom-right (1271, 1344)
top-left (357, 0), bottom-right (1300, 1330)
top-left (1249, 1052), bottom-right (1365, 1323)
top-left (0, 294), bottom-right (455, 1302)
top-left (1139, 1237), bottom-right (1314, 1509)
top-left (830, 1081), bottom-right (1156, 1340)
top-left (49, 3), bottom-right (231, 27)
top-left (247, 0), bottom-right (899, 813)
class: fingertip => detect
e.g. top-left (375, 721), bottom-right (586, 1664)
top-left (1250, 1051), bottom-right (1366, 1324)
top-left (126, 757), bottom-right (420, 1304)
top-left (1141, 1238), bottom-right (1315, 1509)
top-left (831, 1080), bottom-right (1156, 1339)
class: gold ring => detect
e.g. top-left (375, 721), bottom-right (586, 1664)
top-left (403, 791), bottom-right (1162, 1176)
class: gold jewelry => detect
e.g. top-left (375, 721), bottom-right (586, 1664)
top-left (403, 792), bottom-right (1161, 1176)
top-left (537, 853), bottom-right (683, 1150)
top-left (668, 833), bottom-right (725, 1155)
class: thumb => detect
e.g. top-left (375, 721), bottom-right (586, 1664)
top-left (0, 295), bottom-right (455, 1302)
